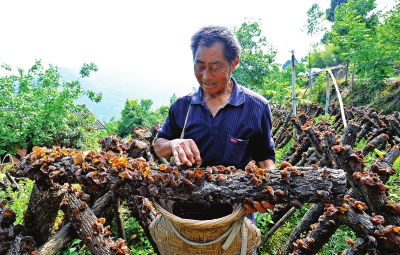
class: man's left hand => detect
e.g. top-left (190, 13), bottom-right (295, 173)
top-left (244, 198), bottom-right (274, 214)
top-left (244, 160), bottom-right (276, 214)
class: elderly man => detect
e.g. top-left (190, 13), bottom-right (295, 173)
top-left (154, 26), bottom-right (275, 215)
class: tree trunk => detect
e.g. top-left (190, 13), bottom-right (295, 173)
top-left (59, 186), bottom-right (118, 255)
top-left (38, 191), bottom-right (113, 255)
top-left (23, 183), bottom-right (68, 246)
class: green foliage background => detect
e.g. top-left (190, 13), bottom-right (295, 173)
top-left (0, 60), bottom-right (102, 156)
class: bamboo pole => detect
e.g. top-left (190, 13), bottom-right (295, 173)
top-left (325, 70), bottom-right (330, 115)
top-left (291, 50), bottom-right (297, 116)
top-left (326, 68), bottom-right (347, 128)
top-left (291, 50), bottom-right (297, 138)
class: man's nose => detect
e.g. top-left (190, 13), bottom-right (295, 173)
top-left (203, 68), bottom-right (213, 80)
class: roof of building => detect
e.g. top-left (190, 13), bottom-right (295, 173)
top-left (1, 106), bottom-right (106, 130)
top-left (69, 106), bottom-right (106, 130)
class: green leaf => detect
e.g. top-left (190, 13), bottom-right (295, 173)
top-left (393, 156), bottom-right (400, 171)
top-left (1, 163), bottom-right (14, 173)
top-left (374, 149), bottom-right (384, 158)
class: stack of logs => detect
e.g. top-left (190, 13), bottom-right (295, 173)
top-left (271, 104), bottom-right (400, 254)
top-left (0, 104), bottom-right (399, 255)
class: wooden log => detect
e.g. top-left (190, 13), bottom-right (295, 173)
top-left (125, 194), bottom-right (160, 255)
top-left (10, 152), bottom-right (347, 205)
top-left (281, 204), bottom-right (326, 255)
top-left (144, 149), bottom-right (154, 162)
top-left (38, 191), bottom-right (113, 255)
top-left (389, 118), bottom-right (400, 137)
top-left (291, 206), bottom-right (341, 255)
top-left (334, 145), bottom-right (400, 226)
top-left (306, 126), bottom-right (336, 168)
top-left (128, 139), bottom-right (148, 159)
top-left (287, 135), bottom-right (311, 166)
top-left (337, 205), bottom-right (400, 254)
top-left (291, 202), bottom-right (400, 255)
top-left (99, 135), bottom-right (132, 153)
top-left (112, 192), bottom-right (126, 240)
top-left (23, 183), bottom-right (68, 246)
top-left (274, 108), bottom-right (293, 145)
top-left (132, 127), bottom-right (153, 142)
top-left (356, 122), bottom-right (373, 143)
top-left (297, 147), bottom-right (314, 166)
top-left (341, 239), bottom-right (368, 255)
top-left (307, 127), bottom-right (324, 154)
top-left (341, 122), bottom-right (362, 147)
top-left (361, 133), bottom-right (388, 156)
top-left (276, 133), bottom-right (292, 149)
top-left (60, 186), bottom-right (129, 255)
top-left (371, 112), bottom-right (383, 127)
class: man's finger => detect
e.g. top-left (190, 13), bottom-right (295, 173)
top-left (261, 201), bottom-right (274, 210)
top-left (253, 201), bottom-right (266, 213)
top-left (172, 150), bottom-right (182, 166)
top-left (181, 142), bottom-right (195, 165)
top-left (177, 147), bottom-right (192, 166)
top-left (244, 204), bottom-right (257, 214)
top-left (189, 140), bottom-right (202, 165)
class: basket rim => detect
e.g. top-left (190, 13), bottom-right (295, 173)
top-left (153, 201), bottom-right (247, 229)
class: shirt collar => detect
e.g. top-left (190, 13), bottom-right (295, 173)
top-left (190, 78), bottom-right (245, 106)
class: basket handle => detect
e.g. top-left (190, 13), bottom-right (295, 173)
top-left (153, 201), bottom-right (248, 254)
top-left (165, 214), bottom-right (247, 254)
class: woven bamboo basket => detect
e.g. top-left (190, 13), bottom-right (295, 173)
top-left (149, 202), bottom-right (261, 255)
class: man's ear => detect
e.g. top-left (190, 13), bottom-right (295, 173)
top-left (231, 57), bottom-right (239, 72)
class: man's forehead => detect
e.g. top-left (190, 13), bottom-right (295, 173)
top-left (194, 43), bottom-right (227, 62)
top-left (196, 41), bottom-right (225, 52)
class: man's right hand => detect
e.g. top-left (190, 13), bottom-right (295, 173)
top-left (154, 138), bottom-right (202, 167)
top-left (169, 139), bottom-right (202, 167)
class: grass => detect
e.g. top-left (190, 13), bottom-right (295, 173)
top-left (0, 172), bottom-right (34, 224)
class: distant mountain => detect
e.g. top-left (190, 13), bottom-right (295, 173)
top-left (59, 67), bottom-right (176, 122)
top-left (282, 58), bottom-right (299, 69)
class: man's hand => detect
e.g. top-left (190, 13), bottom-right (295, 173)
top-left (244, 198), bottom-right (274, 214)
top-left (243, 160), bottom-right (276, 214)
top-left (169, 139), bottom-right (202, 167)
top-left (154, 138), bottom-right (202, 167)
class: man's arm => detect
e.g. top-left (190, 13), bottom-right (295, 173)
top-left (154, 138), bottom-right (202, 167)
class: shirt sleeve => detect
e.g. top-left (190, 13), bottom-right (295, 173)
top-left (252, 101), bottom-right (275, 163)
top-left (156, 100), bottom-right (184, 140)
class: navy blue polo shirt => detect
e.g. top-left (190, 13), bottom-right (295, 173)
top-left (157, 78), bottom-right (275, 170)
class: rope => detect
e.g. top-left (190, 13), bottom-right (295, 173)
top-left (165, 215), bottom-right (248, 255)
top-left (180, 104), bottom-right (192, 139)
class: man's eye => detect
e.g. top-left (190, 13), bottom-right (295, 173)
top-left (211, 64), bottom-right (223, 71)
top-left (196, 65), bottom-right (205, 70)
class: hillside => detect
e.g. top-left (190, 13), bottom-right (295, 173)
top-left (310, 65), bottom-right (400, 114)
top-left (335, 77), bottom-right (400, 113)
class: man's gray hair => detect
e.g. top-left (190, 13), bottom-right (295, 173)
top-left (190, 26), bottom-right (241, 65)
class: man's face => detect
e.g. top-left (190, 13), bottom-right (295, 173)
top-left (194, 42), bottom-right (238, 97)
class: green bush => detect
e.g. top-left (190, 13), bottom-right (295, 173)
top-left (0, 61), bottom-right (102, 156)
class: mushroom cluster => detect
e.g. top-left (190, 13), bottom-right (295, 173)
top-left (0, 200), bottom-right (38, 255)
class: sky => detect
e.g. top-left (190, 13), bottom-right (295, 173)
top-left (0, 0), bottom-right (397, 119)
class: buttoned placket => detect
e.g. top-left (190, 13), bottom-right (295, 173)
top-left (200, 101), bottom-right (225, 135)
